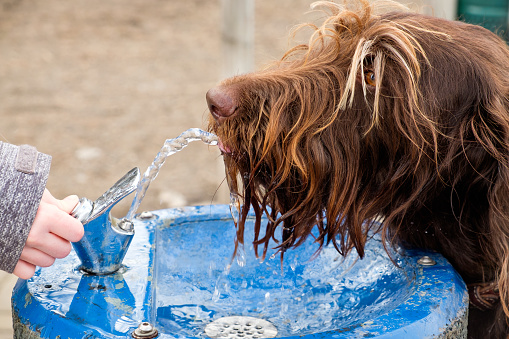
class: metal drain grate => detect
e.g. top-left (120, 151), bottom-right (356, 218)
top-left (204, 316), bottom-right (278, 338)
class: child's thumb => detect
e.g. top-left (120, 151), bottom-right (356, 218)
top-left (59, 195), bottom-right (80, 214)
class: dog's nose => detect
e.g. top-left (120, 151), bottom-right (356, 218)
top-left (206, 87), bottom-right (237, 121)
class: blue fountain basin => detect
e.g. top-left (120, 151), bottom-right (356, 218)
top-left (12, 205), bottom-right (468, 338)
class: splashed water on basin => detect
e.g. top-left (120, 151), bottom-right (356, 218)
top-left (155, 214), bottom-right (418, 337)
top-left (125, 128), bottom-right (218, 221)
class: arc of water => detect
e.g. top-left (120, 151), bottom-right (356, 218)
top-left (125, 128), bottom-right (218, 221)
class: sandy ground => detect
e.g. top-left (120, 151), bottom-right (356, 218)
top-left (0, 0), bottom-right (317, 335)
top-left (0, 0), bottom-right (318, 212)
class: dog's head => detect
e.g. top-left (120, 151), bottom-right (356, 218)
top-left (207, 0), bottom-right (509, 276)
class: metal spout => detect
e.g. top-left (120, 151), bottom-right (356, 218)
top-left (71, 167), bottom-right (141, 275)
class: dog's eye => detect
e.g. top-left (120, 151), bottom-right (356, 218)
top-left (365, 70), bottom-right (376, 87)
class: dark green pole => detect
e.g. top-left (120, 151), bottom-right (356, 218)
top-left (457, 0), bottom-right (509, 39)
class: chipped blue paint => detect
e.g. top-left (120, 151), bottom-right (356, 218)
top-left (12, 205), bottom-right (468, 338)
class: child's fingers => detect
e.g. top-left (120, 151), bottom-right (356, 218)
top-left (19, 246), bottom-right (56, 268)
top-left (41, 191), bottom-right (83, 241)
top-left (40, 189), bottom-right (58, 205)
top-left (32, 202), bottom-right (84, 243)
top-left (49, 214), bottom-right (84, 243)
top-left (15, 190), bottom-right (85, 281)
top-left (56, 195), bottom-right (80, 214)
top-left (12, 260), bottom-right (36, 280)
top-left (41, 189), bottom-right (80, 215)
top-left (25, 232), bottom-right (72, 259)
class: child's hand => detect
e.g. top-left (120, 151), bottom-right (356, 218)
top-left (13, 189), bottom-right (85, 279)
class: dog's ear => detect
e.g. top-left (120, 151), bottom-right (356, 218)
top-left (477, 80), bottom-right (509, 318)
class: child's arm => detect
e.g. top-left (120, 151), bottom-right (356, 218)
top-left (0, 143), bottom-right (84, 279)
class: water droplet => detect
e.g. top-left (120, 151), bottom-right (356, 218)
top-left (229, 193), bottom-right (240, 225)
top-left (236, 242), bottom-right (246, 267)
top-left (212, 287), bottom-right (221, 302)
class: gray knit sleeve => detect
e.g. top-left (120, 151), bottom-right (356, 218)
top-left (0, 142), bottom-right (51, 273)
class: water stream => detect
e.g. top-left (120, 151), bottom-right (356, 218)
top-left (125, 128), bottom-right (218, 221)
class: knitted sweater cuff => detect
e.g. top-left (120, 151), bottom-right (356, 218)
top-left (0, 142), bottom-right (51, 273)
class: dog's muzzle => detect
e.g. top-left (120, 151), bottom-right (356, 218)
top-left (206, 86), bottom-right (237, 123)
top-left (206, 86), bottom-right (236, 154)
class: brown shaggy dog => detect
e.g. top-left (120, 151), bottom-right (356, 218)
top-left (207, 1), bottom-right (509, 337)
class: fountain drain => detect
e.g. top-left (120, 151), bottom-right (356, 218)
top-left (204, 316), bottom-right (277, 338)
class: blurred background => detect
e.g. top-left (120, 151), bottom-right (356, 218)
top-left (0, 0), bottom-right (507, 337)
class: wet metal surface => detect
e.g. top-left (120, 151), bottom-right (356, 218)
top-left (205, 316), bottom-right (278, 338)
top-left (12, 205), bottom-right (468, 338)
top-left (12, 212), bottom-right (154, 338)
top-left (71, 167), bottom-right (141, 275)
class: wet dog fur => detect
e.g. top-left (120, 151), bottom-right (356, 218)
top-left (207, 1), bottom-right (509, 337)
